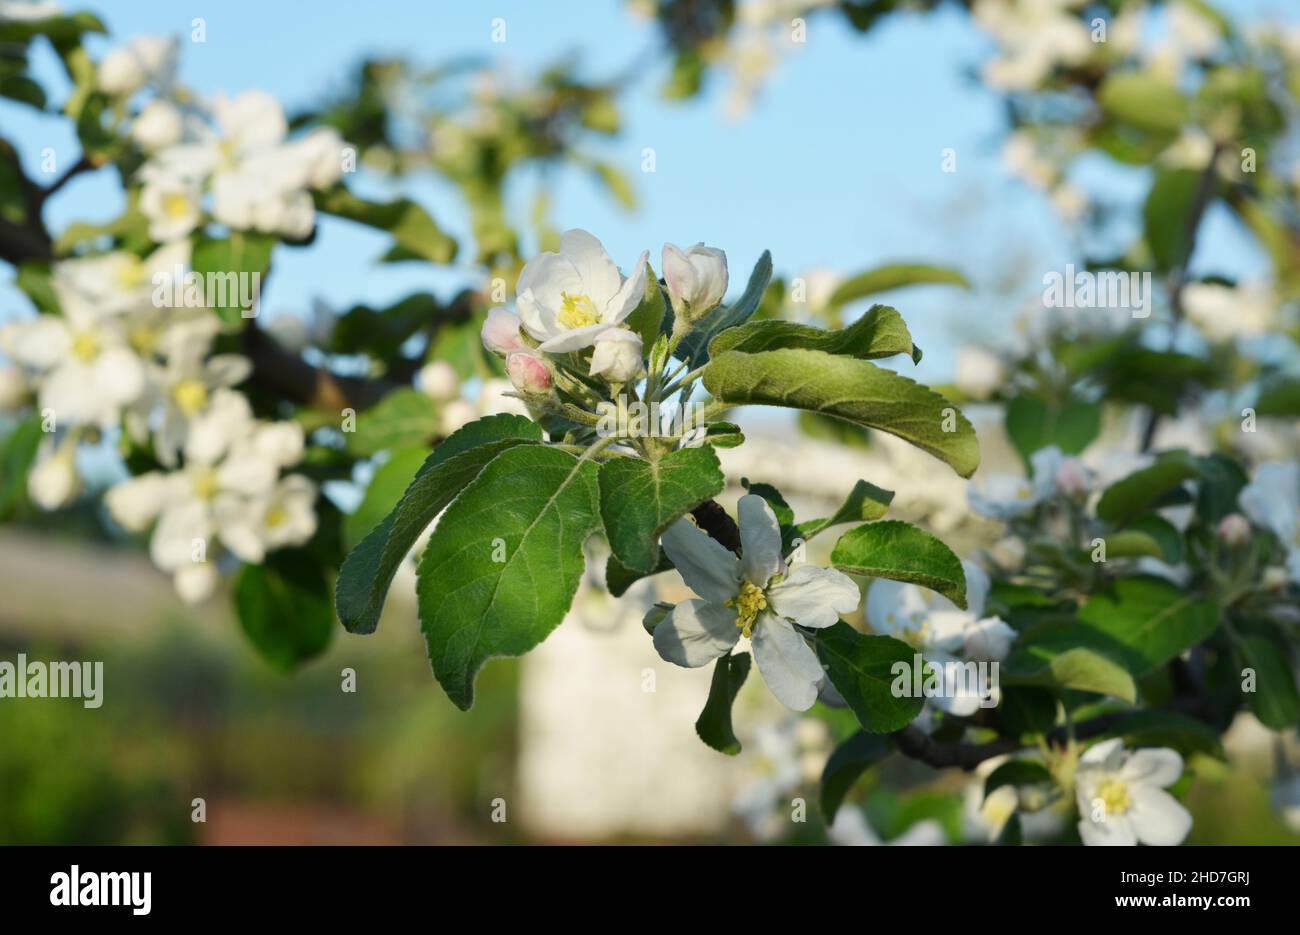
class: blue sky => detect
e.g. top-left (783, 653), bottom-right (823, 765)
top-left (2, 0), bottom-right (1294, 381)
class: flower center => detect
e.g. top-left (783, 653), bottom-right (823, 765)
top-left (557, 291), bottom-right (600, 330)
top-left (172, 379), bottom-right (208, 416)
top-left (1095, 777), bottom-right (1131, 815)
top-left (163, 191), bottom-right (192, 219)
top-left (191, 468), bottom-right (219, 500)
top-left (128, 324), bottom-right (159, 355)
top-left (726, 580), bottom-right (767, 639)
top-left (264, 504), bottom-right (288, 529)
top-left (71, 331), bottom-right (100, 362)
top-left (115, 257), bottom-right (145, 291)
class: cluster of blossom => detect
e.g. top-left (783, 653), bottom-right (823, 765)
top-left (0, 242), bottom-right (320, 603)
top-left (478, 229), bottom-right (727, 395)
top-left (970, 439), bottom-right (1299, 588)
top-left (97, 35), bottom-right (350, 242)
top-left (972, 0), bottom-right (1222, 92)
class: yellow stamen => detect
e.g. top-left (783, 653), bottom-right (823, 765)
top-left (725, 580), bottom-right (768, 639)
top-left (162, 192), bottom-right (192, 219)
top-left (115, 257), bottom-right (144, 291)
top-left (1095, 777), bottom-right (1131, 815)
top-left (172, 379), bottom-right (208, 417)
top-left (264, 504), bottom-right (288, 529)
top-left (128, 324), bottom-right (159, 355)
top-left (71, 331), bottom-right (100, 362)
top-left (556, 291), bottom-right (600, 330)
top-left (191, 468), bottom-right (219, 500)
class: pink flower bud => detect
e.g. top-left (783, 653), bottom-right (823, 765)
top-left (506, 352), bottom-right (551, 394)
top-left (1217, 513), bottom-right (1251, 546)
top-left (481, 307), bottom-right (527, 357)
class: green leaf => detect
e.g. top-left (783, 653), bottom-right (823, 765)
top-left (335, 414), bottom-right (542, 635)
top-left (832, 520), bottom-right (966, 608)
top-left (1077, 577), bottom-right (1218, 675)
top-left (343, 445), bottom-right (431, 550)
top-left (816, 624), bottom-right (924, 732)
top-left (1103, 530), bottom-right (1165, 559)
top-left (1100, 710), bottom-right (1226, 760)
top-left (998, 686), bottom-right (1058, 737)
top-left (1095, 451), bottom-right (1199, 523)
top-left (1194, 454), bottom-right (1247, 524)
top-left (797, 479), bottom-right (894, 540)
top-left (0, 413), bottom-right (42, 519)
top-left (1256, 377), bottom-right (1300, 416)
top-left (344, 388), bottom-right (439, 456)
top-left (313, 187), bottom-right (457, 263)
top-left (190, 234), bottom-right (275, 325)
top-left (14, 262), bottom-right (59, 314)
top-left (598, 445), bottom-right (724, 573)
top-left (1003, 626), bottom-right (1138, 701)
top-left (1004, 395), bottom-right (1101, 466)
top-left (820, 731), bottom-right (890, 822)
top-left (984, 760), bottom-right (1052, 799)
top-left (708, 304), bottom-right (917, 363)
top-left (1238, 635), bottom-right (1300, 729)
top-left (695, 651), bottom-right (751, 755)
top-left (827, 263), bottom-right (969, 309)
top-left (1144, 168), bottom-right (1205, 273)
top-left (1126, 514), bottom-right (1184, 564)
top-left (417, 445), bottom-right (602, 709)
top-left (675, 250), bottom-right (773, 366)
top-left (1098, 71), bottom-right (1188, 134)
top-left (702, 348), bottom-right (980, 478)
top-left (234, 550), bottom-right (335, 671)
top-left (606, 549), bottom-right (673, 597)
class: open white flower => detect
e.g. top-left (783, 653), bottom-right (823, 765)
top-left (28, 438), bottom-right (79, 509)
top-left (148, 320), bottom-right (252, 467)
top-left (1239, 460), bottom-right (1300, 585)
top-left (1074, 738), bottom-right (1192, 846)
top-left (140, 170), bottom-right (203, 243)
top-left (650, 495), bottom-right (859, 711)
top-left (3, 286), bottom-right (146, 429)
top-left (516, 229), bottom-right (648, 352)
top-left (968, 445), bottom-right (1085, 519)
top-left (866, 560), bottom-right (1015, 715)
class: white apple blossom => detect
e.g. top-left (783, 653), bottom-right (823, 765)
top-left (2, 285), bottom-right (146, 429)
top-left (662, 242), bottom-right (728, 321)
top-left (1183, 281), bottom-right (1275, 342)
top-left (588, 327), bottom-right (643, 383)
top-left (1075, 738), bottom-right (1192, 846)
top-left (480, 307), bottom-right (528, 357)
top-left (0, 1), bottom-right (63, 20)
top-left (0, 363), bottom-right (29, 409)
top-left (131, 99), bottom-right (184, 153)
top-left (974, 0), bottom-right (1092, 92)
top-left (27, 439), bottom-right (79, 509)
top-left (650, 494), bottom-right (859, 711)
top-left (416, 360), bottom-right (460, 400)
top-left (515, 229), bottom-right (648, 352)
top-left (1238, 460), bottom-right (1300, 585)
top-left (866, 560), bottom-right (1015, 715)
top-left (140, 170), bottom-right (203, 243)
top-left (968, 445), bottom-right (1087, 519)
top-left (97, 35), bottom-right (177, 96)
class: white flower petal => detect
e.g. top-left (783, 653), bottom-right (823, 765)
top-left (751, 614), bottom-right (823, 711)
top-left (1080, 737), bottom-right (1126, 769)
top-left (1077, 815), bottom-right (1137, 846)
top-left (660, 517), bottom-right (739, 603)
top-left (962, 559), bottom-right (990, 617)
top-left (1120, 747), bottom-right (1184, 788)
top-left (766, 564), bottom-right (859, 629)
top-left (1127, 786), bottom-right (1192, 846)
top-left (652, 599), bottom-right (740, 667)
top-left (560, 229), bottom-right (621, 308)
top-left (604, 250), bottom-right (649, 323)
top-left (738, 493), bottom-right (784, 586)
top-left (536, 322), bottom-right (615, 352)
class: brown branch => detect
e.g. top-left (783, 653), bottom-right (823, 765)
top-left (1140, 142), bottom-right (1224, 452)
top-left (34, 153), bottom-right (96, 212)
top-left (690, 499), bottom-right (742, 553)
